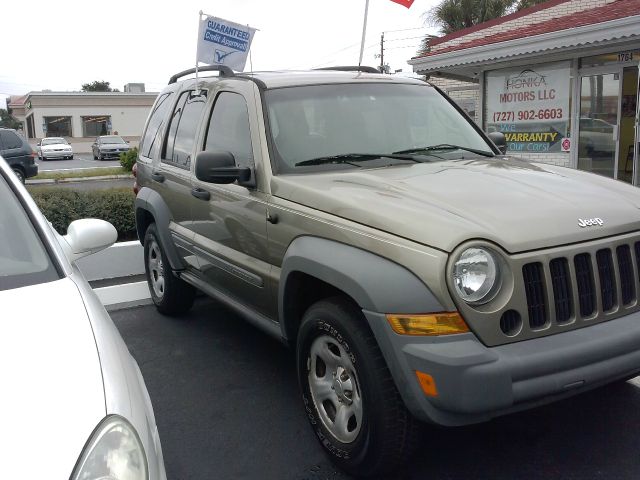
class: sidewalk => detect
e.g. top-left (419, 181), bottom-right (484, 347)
top-left (77, 240), bottom-right (151, 311)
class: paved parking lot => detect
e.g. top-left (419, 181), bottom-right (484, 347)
top-left (112, 300), bottom-right (640, 480)
top-left (36, 153), bottom-right (120, 171)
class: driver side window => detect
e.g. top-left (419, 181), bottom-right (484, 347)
top-left (204, 92), bottom-right (254, 168)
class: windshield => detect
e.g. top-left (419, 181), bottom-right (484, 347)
top-left (101, 136), bottom-right (126, 144)
top-left (265, 83), bottom-right (493, 173)
top-left (0, 174), bottom-right (60, 290)
top-left (42, 138), bottom-right (67, 145)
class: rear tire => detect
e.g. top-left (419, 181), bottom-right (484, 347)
top-left (144, 223), bottom-right (195, 316)
top-left (297, 297), bottom-right (419, 477)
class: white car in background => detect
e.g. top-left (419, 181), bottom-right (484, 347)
top-left (0, 156), bottom-right (166, 480)
top-left (37, 136), bottom-right (74, 160)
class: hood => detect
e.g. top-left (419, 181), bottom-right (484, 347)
top-left (1, 278), bottom-right (106, 478)
top-left (271, 157), bottom-right (640, 253)
top-left (42, 143), bottom-right (71, 151)
top-left (101, 143), bottom-right (128, 149)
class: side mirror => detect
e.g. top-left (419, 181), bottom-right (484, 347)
top-left (195, 151), bottom-right (252, 185)
top-left (36, 141), bottom-right (41, 146)
top-left (487, 131), bottom-right (507, 155)
top-left (60, 219), bottom-right (117, 263)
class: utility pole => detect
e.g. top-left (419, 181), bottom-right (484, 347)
top-left (379, 32), bottom-right (385, 73)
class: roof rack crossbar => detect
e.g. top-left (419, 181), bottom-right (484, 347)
top-left (168, 65), bottom-right (234, 84)
top-left (314, 66), bottom-right (381, 74)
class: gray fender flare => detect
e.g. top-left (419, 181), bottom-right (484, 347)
top-left (278, 236), bottom-right (444, 331)
top-left (135, 186), bottom-right (184, 271)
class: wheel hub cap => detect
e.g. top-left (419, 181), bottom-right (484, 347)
top-left (308, 335), bottom-right (363, 444)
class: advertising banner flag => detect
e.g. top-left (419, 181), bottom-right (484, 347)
top-left (197, 15), bottom-right (256, 71)
top-left (390, 0), bottom-right (414, 8)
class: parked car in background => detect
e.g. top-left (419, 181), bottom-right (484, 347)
top-left (92, 135), bottom-right (130, 160)
top-left (0, 127), bottom-right (37, 183)
top-left (37, 136), bottom-right (74, 160)
top-left (579, 117), bottom-right (616, 156)
top-left (0, 156), bottom-right (166, 480)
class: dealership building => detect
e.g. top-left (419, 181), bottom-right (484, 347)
top-left (410, 0), bottom-right (640, 186)
top-left (8, 85), bottom-right (157, 152)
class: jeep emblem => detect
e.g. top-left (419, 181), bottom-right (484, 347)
top-left (578, 217), bottom-right (604, 228)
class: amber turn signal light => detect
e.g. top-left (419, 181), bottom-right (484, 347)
top-left (415, 371), bottom-right (438, 397)
top-left (386, 312), bottom-right (469, 336)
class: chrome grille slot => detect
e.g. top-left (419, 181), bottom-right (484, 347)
top-left (616, 245), bottom-right (635, 306)
top-left (596, 249), bottom-right (617, 312)
top-left (523, 262), bottom-right (547, 329)
top-left (549, 258), bottom-right (573, 324)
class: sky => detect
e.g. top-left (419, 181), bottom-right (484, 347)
top-left (1, 0), bottom-right (441, 109)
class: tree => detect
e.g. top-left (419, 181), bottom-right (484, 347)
top-left (81, 80), bottom-right (120, 92)
top-left (0, 109), bottom-right (21, 129)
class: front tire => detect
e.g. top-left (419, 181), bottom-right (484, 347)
top-left (297, 297), bottom-right (418, 477)
top-left (144, 223), bottom-right (195, 315)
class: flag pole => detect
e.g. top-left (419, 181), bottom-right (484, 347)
top-left (358, 0), bottom-right (370, 69)
top-left (195, 10), bottom-right (203, 94)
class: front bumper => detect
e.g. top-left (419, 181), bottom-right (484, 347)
top-left (365, 309), bottom-right (640, 426)
top-left (99, 150), bottom-right (128, 159)
top-left (42, 150), bottom-right (72, 159)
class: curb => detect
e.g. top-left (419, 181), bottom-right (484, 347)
top-left (76, 241), bottom-right (151, 309)
top-left (27, 174), bottom-right (133, 185)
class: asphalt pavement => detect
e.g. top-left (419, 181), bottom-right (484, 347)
top-left (36, 153), bottom-right (120, 171)
top-left (112, 300), bottom-right (640, 480)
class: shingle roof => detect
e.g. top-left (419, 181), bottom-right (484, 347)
top-left (417, 0), bottom-right (640, 58)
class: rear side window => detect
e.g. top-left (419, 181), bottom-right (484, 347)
top-left (139, 92), bottom-right (173, 158)
top-left (204, 92), bottom-right (253, 168)
top-left (0, 131), bottom-right (22, 150)
top-left (163, 91), bottom-right (207, 169)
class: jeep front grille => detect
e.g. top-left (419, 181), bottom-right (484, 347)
top-left (522, 242), bottom-right (639, 330)
top-left (452, 233), bottom-right (640, 347)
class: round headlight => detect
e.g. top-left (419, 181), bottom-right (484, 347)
top-left (71, 415), bottom-right (147, 480)
top-left (453, 247), bottom-right (500, 304)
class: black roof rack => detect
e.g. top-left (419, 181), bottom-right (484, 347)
top-left (314, 66), bottom-right (381, 74)
top-left (168, 65), bottom-right (234, 84)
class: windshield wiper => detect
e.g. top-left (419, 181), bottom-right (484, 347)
top-left (295, 153), bottom-right (425, 167)
top-left (393, 144), bottom-right (494, 157)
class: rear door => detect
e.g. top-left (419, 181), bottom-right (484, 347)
top-left (190, 82), bottom-right (272, 316)
top-left (0, 130), bottom-right (26, 164)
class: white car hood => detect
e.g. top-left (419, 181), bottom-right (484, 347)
top-left (42, 143), bottom-right (71, 151)
top-left (0, 278), bottom-right (106, 478)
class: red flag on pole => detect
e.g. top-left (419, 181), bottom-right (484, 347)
top-left (390, 0), bottom-right (414, 8)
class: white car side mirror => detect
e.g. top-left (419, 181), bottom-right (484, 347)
top-left (61, 219), bottom-right (117, 263)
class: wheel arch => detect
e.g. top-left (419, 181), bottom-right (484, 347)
top-left (135, 186), bottom-right (185, 271)
top-left (279, 236), bottom-right (444, 343)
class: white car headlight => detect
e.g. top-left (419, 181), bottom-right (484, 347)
top-left (453, 247), bottom-right (501, 305)
top-left (71, 415), bottom-right (147, 480)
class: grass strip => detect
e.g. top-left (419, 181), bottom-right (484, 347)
top-left (33, 167), bottom-right (129, 180)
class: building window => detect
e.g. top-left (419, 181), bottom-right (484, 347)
top-left (26, 115), bottom-right (35, 139)
top-left (82, 116), bottom-right (111, 137)
top-left (484, 61), bottom-right (571, 155)
top-left (43, 116), bottom-right (72, 137)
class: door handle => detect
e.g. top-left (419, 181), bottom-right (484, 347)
top-left (191, 187), bottom-right (210, 201)
top-left (151, 171), bottom-right (165, 183)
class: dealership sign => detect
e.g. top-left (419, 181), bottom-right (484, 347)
top-left (486, 62), bottom-right (570, 153)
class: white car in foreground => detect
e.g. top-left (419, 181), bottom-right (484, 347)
top-left (0, 156), bottom-right (166, 479)
top-left (37, 136), bottom-right (74, 160)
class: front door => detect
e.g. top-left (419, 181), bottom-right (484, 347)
top-left (576, 71), bottom-right (620, 180)
top-left (577, 64), bottom-right (639, 185)
top-left (190, 86), bottom-right (272, 316)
